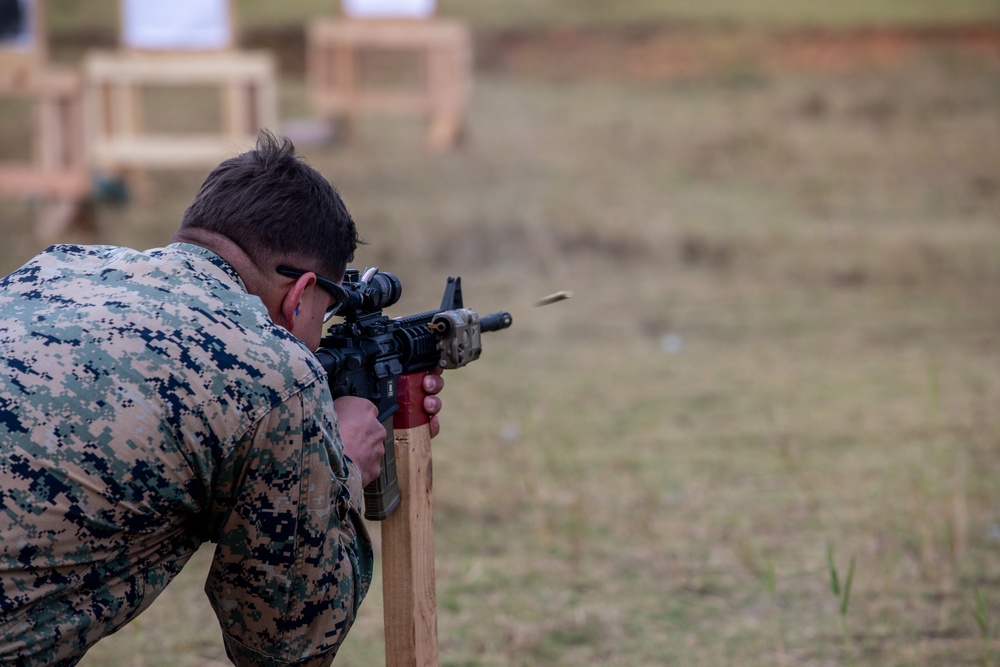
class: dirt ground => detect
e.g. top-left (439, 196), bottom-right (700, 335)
top-left (472, 23), bottom-right (1000, 82)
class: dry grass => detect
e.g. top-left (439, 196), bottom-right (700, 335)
top-left (42, 0), bottom-right (1000, 33)
top-left (2, 15), bottom-right (998, 667)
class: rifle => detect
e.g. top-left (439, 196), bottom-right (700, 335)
top-left (316, 267), bottom-right (512, 521)
top-left (316, 267), bottom-right (511, 667)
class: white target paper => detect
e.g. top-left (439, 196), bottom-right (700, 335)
top-left (341, 0), bottom-right (436, 19)
top-left (121, 0), bottom-right (232, 50)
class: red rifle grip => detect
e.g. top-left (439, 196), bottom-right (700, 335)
top-left (394, 371), bottom-right (430, 429)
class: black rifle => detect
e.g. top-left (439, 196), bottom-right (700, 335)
top-left (316, 268), bottom-right (512, 521)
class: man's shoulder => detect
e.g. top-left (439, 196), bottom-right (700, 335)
top-left (2, 242), bottom-right (326, 414)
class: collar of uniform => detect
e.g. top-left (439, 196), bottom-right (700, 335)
top-left (166, 242), bottom-right (248, 292)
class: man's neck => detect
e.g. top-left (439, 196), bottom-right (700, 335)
top-left (171, 228), bottom-right (280, 317)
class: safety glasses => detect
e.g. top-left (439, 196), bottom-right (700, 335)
top-left (276, 266), bottom-right (349, 322)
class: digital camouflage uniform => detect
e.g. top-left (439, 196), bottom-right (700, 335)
top-left (0, 243), bottom-right (374, 666)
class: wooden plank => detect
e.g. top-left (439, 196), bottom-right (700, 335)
top-left (0, 166), bottom-right (89, 198)
top-left (311, 19), bottom-right (467, 48)
top-left (381, 372), bottom-right (440, 667)
top-left (88, 136), bottom-right (256, 168)
top-left (0, 52), bottom-right (37, 91)
top-left (254, 67), bottom-right (278, 130)
top-left (84, 51), bottom-right (274, 84)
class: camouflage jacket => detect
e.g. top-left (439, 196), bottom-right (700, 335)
top-left (0, 243), bottom-right (373, 666)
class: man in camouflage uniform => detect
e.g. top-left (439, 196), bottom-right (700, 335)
top-left (0, 131), bottom-right (444, 666)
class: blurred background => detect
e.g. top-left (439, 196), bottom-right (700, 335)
top-left (2, 1), bottom-right (999, 665)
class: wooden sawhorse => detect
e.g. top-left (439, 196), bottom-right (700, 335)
top-left (307, 19), bottom-right (472, 151)
top-left (82, 50), bottom-right (277, 178)
top-left (0, 68), bottom-right (92, 242)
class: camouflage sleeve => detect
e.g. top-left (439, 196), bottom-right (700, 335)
top-left (204, 378), bottom-right (373, 667)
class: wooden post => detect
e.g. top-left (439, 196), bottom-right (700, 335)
top-left (382, 372), bottom-right (440, 667)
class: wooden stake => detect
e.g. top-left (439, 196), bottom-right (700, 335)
top-left (382, 372), bottom-right (439, 667)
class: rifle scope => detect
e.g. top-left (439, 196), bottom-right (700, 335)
top-left (339, 268), bottom-right (403, 315)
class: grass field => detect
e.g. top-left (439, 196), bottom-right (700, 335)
top-left (44, 0), bottom-right (1000, 32)
top-left (3, 3), bottom-right (1000, 667)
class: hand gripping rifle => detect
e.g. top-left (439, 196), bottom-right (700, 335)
top-left (316, 268), bottom-right (512, 667)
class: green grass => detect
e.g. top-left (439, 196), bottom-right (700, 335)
top-left (46, 0), bottom-right (1000, 33)
top-left (3, 5), bottom-right (1000, 667)
top-left (438, 0), bottom-right (1000, 30)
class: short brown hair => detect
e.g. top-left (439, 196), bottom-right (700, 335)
top-left (178, 130), bottom-right (361, 278)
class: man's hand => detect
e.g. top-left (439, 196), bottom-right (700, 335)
top-left (334, 396), bottom-right (386, 486)
top-left (336, 369), bottom-right (444, 485)
top-left (422, 367), bottom-right (445, 438)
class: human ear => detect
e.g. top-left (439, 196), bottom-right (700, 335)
top-left (278, 273), bottom-right (314, 331)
